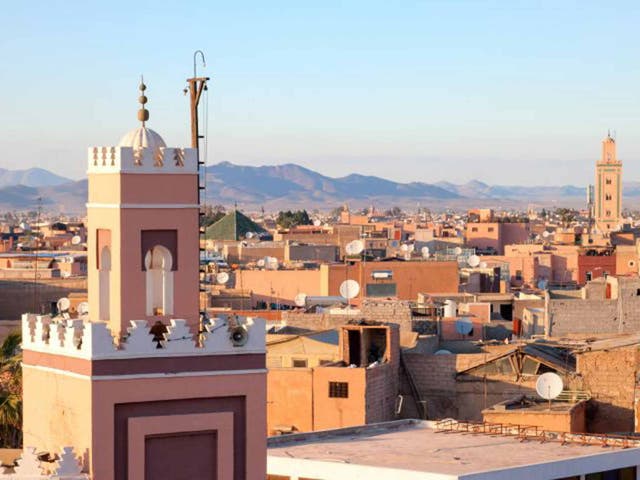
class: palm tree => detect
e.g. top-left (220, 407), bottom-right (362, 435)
top-left (0, 332), bottom-right (22, 447)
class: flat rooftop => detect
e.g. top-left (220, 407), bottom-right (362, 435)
top-left (267, 420), bottom-right (640, 480)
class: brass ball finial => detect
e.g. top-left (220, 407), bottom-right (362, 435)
top-left (138, 76), bottom-right (149, 126)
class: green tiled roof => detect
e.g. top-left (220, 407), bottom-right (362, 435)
top-left (205, 210), bottom-right (266, 241)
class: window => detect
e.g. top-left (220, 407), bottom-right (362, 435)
top-left (488, 227), bottom-right (495, 233)
top-left (515, 270), bottom-right (523, 281)
top-left (471, 227), bottom-right (478, 232)
top-left (606, 210), bottom-right (612, 216)
top-left (605, 178), bottom-right (612, 185)
top-left (586, 271), bottom-right (592, 282)
top-left (319, 359), bottom-right (333, 365)
top-left (292, 359), bottom-right (308, 368)
top-left (605, 194), bottom-right (612, 200)
top-left (329, 381), bottom-right (349, 398)
top-left (366, 283), bottom-right (397, 297)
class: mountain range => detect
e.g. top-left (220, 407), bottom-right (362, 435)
top-left (0, 163), bottom-right (638, 212)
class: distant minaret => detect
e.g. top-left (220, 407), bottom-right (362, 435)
top-left (595, 132), bottom-right (622, 234)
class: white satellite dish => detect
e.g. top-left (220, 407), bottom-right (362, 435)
top-left (257, 258), bottom-right (266, 268)
top-left (454, 246), bottom-right (463, 255)
top-left (479, 261), bottom-right (488, 269)
top-left (57, 297), bottom-right (70, 313)
top-left (77, 302), bottom-right (89, 315)
top-left (216, 272), bottom-right (230, 285)
top-left (346, 240), bottom-right (364, 256)
top-left (435, 349), bottom-right (452, 355)
top-left (266, 257), bottom-right (279, 270)
top-left (408, 244), bottom-right (415, 253)
top-left (245, 231), bottom-right (254, 239)
top-left (421, 246), bottom-right (430, 258)
top-left (294, 293), bottom-right (307, 307)
top-left (71, 235), bottom-right (82, 245)
top-left (313, 219), bottom-right (322, 227)
top-left (455, 317), bottom-right (474, 335)
top-left (339, 279), bottom-right (360, 299)
top-left (468, 255), bottom-right (481, 267)
top-left (542, 231), bottom-right (550, 238)
top-left (536, 372), bottom-right (564, 400)
top-left (400, 244), bottom-right (409, 252)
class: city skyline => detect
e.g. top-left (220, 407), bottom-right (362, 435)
top-left (1, 1), bottom-right (639, 185)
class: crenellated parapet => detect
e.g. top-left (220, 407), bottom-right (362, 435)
top-left (1, 446), bottom-right (87, 479)
top-left (87, 146), bottom-right (197, 174)
top-left (22, 314), bottom-right (265, 360)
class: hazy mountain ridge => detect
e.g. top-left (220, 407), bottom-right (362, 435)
top-left (0, 168), bottom-right (73, 189)
top-left (0, 162), bottom-right (636, 212)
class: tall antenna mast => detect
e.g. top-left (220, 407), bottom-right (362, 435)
top-left (186, 50), bottom-right (210, 333)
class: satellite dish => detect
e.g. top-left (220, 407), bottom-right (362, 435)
top-left (454, 247), bottom-right (463, 255)
top-left (400, 244), bottom-right (409, 252)
top-left (408, 244), bottom-right (415, 253)
top-left (294, 293), bottom-right (307, 307)
top-left (77, 302), bottom-right (89, 315)
top-left (479, 261), bottom-right (488, 269)
top-left (245, 232), bottom-right (254, 239)
top-left (421, 246), bottom-right (430, 258)
top-left (313, 219), bottom-right (321, 227)
top-left (468, 255), bottom-right (481, 267)
top-left (390, 240), bottom-right (399, 248)
top-left (542, 231), bottom-right (550, 238)
top-left (435, 349), bottom-right (452, 355)
top-left (346, 240), bottom-right (364, 256)
top-left (257, 258), bottom-right (266, 268)
top-left (455, 317), bottom-right (474, 335)
top-left (536, 372), bottom-right (563, 400)
top-left (57, 297), bottom-right (70, 313)
top-left (71, 235), bottom-right (81, 245)
top-left (216, 272), bottom-right (230, 285)
top-left (339, 279), bottom-right (360, 299)
top-left (265, 257), bottom-right (279, 270)
top-left (537, 279), bottom-right (548, 290)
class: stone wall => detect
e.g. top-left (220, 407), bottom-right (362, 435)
top-left (576, 346), bottom-right (639, 433)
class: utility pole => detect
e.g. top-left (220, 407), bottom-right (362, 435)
top-left (186, 50), bottom-right (210, 332)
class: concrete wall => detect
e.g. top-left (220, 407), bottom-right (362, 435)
top-left (0, 278), bottom-right (87, 319)
top-left (267, 369), bottom-right (314, 434)
top-left (548, 279), bottom-right (640, 336)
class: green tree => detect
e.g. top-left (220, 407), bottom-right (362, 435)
top-left (276, 210), bottom-right (312, 229)
top-left (200, 205), bottom-right (226, 227)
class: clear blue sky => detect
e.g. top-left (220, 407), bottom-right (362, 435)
top-left (1, 1), bottom-right (639, 185)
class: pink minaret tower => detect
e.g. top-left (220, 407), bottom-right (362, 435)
top-left (595, 132), bottom-right (623, 234)
top-left (21, 81), bottom-right (267, 479)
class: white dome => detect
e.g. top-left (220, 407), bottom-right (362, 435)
top-left (118, 126), bottom-right (166, 150)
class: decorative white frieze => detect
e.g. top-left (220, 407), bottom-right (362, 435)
top-left (22, 315), bottom-right (266, 360)
top-left (87, 146), bottom-right (197, 174)
top-left (0, 446), bottom-right (88, 479)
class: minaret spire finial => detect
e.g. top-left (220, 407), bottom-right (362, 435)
top-left (137, 75), bottom-right (149, 127)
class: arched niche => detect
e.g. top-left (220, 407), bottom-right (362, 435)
top-left (145, 245), bottom-right (174, 316)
